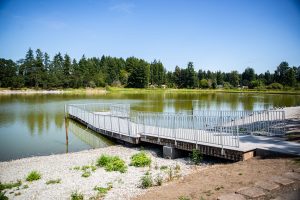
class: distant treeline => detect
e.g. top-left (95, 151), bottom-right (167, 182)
top-left (1, 48), bottom-right (300, 89)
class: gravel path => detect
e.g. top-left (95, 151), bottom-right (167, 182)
top-left (0, 146), bottom-right (192, 200)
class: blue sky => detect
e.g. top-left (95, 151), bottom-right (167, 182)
top-left (0, 0), bottom-right (299, 73)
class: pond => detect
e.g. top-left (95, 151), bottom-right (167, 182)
top-left (0, 92), bottom-right (299, 161)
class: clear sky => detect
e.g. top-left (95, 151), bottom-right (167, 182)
top-left (0, 0), bottom-right (299, 73)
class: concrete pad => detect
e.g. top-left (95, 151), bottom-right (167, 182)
top-left (236, 187), bottom-right (265, 198)
top-left (271, 176), bottom-right (294, 186)
top-left (217, 193), bottom-right (246, 200)
top-left (283, 172), bottom-right (300, 181)
top-left (255, 181), bottom-right (280, 191)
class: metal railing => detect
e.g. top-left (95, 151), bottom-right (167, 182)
top-left (66, 103), bottom-right (286, 149)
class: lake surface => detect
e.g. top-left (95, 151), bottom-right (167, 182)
top-left (1, 92), bottom-right (300, 161)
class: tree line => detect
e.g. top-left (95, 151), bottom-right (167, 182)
top-left (1, 48), bottom-right (300, 89)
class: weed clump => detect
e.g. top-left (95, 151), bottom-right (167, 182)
top-left (82, 171), bottom-right (91, 178)
top-left (26, 171), bottom-right (41, 182)
top-left (155, 174), bottom-right (163, 186)
top-left (94, 183), bottom-right (113, 198)
top-left (0, 180), bottom-right (22, 191)
top-left (190, 149), bottom-right (203, 165)
top-left (71, 191), bottom-right (84, 200)
top-left (0, 191), bottom-right (8, 200)
top-left (140, 174), bottom-right (153, 189)
top-left (46, 179), bottom-right (61, 185)
top-left (96, 154), bottom-right (127, 173)
top-left (130, 152), bottom-right (151, 167)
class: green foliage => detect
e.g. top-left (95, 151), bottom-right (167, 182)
top-left (81, 171), bottom-right (91, 178)
top-left (130, 152), bottom-right (152, 167)
top-left (190, 149), bottom-right (203, 165)
top-left (155, 174), bottom-right (163, 186)
top-left (160, 165), bottom-right (168, 170)
top-left (140, 174), bottom-right (153, 189)
top-left (96, 154), bottom-right (127, 173)
top-left (70, 191), bottom-right (84, 200)
top-left (0, 191), bottom-right (8, 200)
top-left (0, 180), bottom-right (22, 191)
top-left (26, 171), bottom-right (41, 182)
top-left (94, 183), bottom-right (113, 197)
top-left (46, 179), bottom-right (61, 185)
top-left (266, 82), bottom-right (283, 90)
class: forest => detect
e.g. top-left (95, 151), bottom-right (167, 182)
top-left (1, 48), bottom-right (300, 90)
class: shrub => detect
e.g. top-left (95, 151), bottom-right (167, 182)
top-left (140, 174), bottom-right (153, 189)
top-left (96, 155), bottom-right (111, 167)
top-left (96, 154), bottom-right (127, 173)
top-left (130, 152), bottom-right (151, 167)
top-left (46, 179), bottom-right (61, 185)
top-left (26, 171), bottom-right (41, 182)
top-left (266, 82), bottom-right (283, 90)
top-left (71, 191), bottom-right (84, 200)
top-left (190, 149), bottom-right (203, 165)
top-left (0, 180), bottom-right (22, 191)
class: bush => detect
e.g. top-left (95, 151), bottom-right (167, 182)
top-left (190, 149), bottom-right (203, 165)
top-left (130, 152), bottom-right (151, 167)
top-left (140, 174), bottom-right (153, 189)
top-left (96, 154), bottom-right (127, 173)
top-left (82, 171), bottom-right (91, 178)
top-left (266, 82), bottom-right (283, 90)
top-left (26, 171), bottom-right (41, 182)
top-left (71, 191), bottom-right (84, 200)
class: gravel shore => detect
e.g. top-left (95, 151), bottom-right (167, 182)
top-left (0, 146), bottom-right (193, 200)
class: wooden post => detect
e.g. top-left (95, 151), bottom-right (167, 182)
top-left (65, 117), bottom-right (69, 153)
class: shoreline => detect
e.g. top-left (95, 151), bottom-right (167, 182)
top-left (0, 145), bottom-right (193, 200)
top-left (0, 87), bottom-right (300, 95)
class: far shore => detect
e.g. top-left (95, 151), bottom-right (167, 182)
top-left (1, 87), bottom-right (300, 95)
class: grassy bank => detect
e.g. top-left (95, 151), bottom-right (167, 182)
top-left (1, 87), bottom-right (300, 95)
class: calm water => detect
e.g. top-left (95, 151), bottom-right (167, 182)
top-left (0, 92), bottom-right (300, 161)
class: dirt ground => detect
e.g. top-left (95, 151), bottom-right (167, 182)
top-left (133, 157), bottom-right (300, 200)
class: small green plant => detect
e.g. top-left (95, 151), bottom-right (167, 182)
top-left (96, 154), bottom-right (127, 173)
top-left (160, 165), bottom-right (168, 170)
top-left (14, 192), bottom-right (21, 196)
top-left (130, 152), bottom-right (151, 167)
top-left (82, 171), bottom-right (91, 178)
top-left (178, 196), bottom-right (190, 200)
top-left (0, 191), bottom-right (8, 200)
top-left (94, 183), bottom-right (113, 198)
top-left (175, 163), bottom-right (181, 171)
top-left (23, 185), bottom-right (29, 189)
top-left (73, 166), bottom-right (80, 170)
top-left (168, 167), bottom-right (173, 181)
top-left (190, 149), bottom-right (203, 165)
top-left (46, 179), bottom-right (61, 185)
top-left (140, 174), bottom-right (153, 189)
top-left (81, 165), bottom-right (90, 171)
top-left (71, 191), bottom-right (84, 200)
top-left (0, 180), bottom-right (22, 191)
top-left (91, 166), bottom-right (97, 171)
top-left (26, 171), bottom-right (41, 182)
top-left (155, 174), bottom-right (163, 186)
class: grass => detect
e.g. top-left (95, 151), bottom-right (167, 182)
top-left (160, 165), bottom-right (168, 170)
top-left (94, 183), bottom-right (113, 198)
top-left (130, 151), bottom-right (152, 167)
top-left (140, 174), bottom-right (153, 189)
top-left (0, 180), bottom-right (22, 191)
top-left (82, 171), bottom-right (91, 178)
top-left (26, 171), bottom-right (41, 182)
top-left (0, 191), bottom-right (8, 200)
top-left (46, 179), bottom-right (61, 185)
top-left (96, 154), bottom-right (127, 173)
top-left (70, 191), bottom-right (84, 200)
top-left (155, 174), bottom-right (163, 186)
